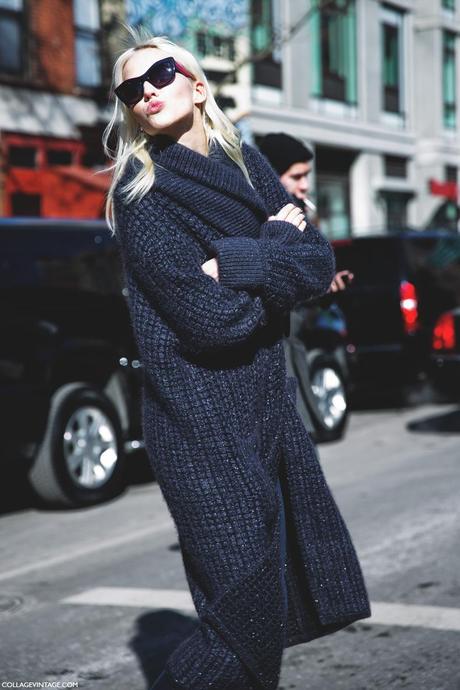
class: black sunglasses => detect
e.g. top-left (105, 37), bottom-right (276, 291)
top-left (115, 56), bottom-right (194, 108)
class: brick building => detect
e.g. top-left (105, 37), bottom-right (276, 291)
top-left (0, 0), bottom-right (125, 218)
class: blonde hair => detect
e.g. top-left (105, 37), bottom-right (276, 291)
top-left (103, 28), bottom-right (253, 234)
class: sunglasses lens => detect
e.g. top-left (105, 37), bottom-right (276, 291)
top-left (116, 82), bottom-right (142, 107)
top-left (148, 60), bottom-right (175, 88)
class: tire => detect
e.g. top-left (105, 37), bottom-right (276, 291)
top-left (306, 351), bottom-right (349, 442)
top-left (28, 383), bottom-right (126, 508)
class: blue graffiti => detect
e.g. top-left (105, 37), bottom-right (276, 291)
top-left (126, 0), bottom-right (247, 38)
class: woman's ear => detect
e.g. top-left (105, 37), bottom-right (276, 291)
top-left (193, 81), bottom-right (207, 105)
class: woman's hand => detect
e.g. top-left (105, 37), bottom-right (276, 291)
top-left (201, 203), bottom-right (307, 281)
top-left (268, 203), bottom-right (307, 233)
top-left (201, 257), bottom-right (219, 282)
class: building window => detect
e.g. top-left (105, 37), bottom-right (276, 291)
top-left (381, 192), bottom-right (409, 230)
top-left (443, 31), bottom-right (457, 130)
top-left (442, 0), bottom-right (455, 10)
top-left (9, 145), bottom-right (37, 168)
top-left (73, 0), bottom-right (102, 88)
top-left (11, 193), bottom-right (42, 216)
top-left (311, 0), bottom-right (357, 104)
top-left (446, 165), bottom-right (458, 182)
top-left (381, 4), bottom-right (404, 115)
top-left (46, 149), bottom-right (74, 166)
top-left (0, 0), bottom-right (23, 74)
top-left (251, 0), bottom-right (282, 88)
top-left (384, 155), bottom-right (407, 178)
top-left (196, 32), bottom-right (235, 61)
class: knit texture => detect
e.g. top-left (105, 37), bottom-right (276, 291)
top-left (113, 136), bottom-right (371, 690)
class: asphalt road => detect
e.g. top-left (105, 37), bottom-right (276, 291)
top-left (0, 400), bottom-right (459, 690)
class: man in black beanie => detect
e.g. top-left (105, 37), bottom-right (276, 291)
top-left (258, 132), bottom-right (314, 215)
top-left (258, 132), bottom-right (353, 293)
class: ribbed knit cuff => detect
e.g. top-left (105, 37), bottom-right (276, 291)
top-left (260, 219), bottom-right (305, 244)
top-left (210, 237), bottom-right (265, 290)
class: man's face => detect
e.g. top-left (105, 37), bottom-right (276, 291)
top-left (279, 160), bottom-right (312, 202)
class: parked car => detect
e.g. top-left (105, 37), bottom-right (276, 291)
top-left (332, 230), bottom-right (460, 398)
top-left (1, 218), bottom-right (350, 509)
top-left (431, 307), bottom-right (460, 398)
top-left (0, 218), bottom-right (142, 508)
top-left (284, 298), bottom-right (350, 443)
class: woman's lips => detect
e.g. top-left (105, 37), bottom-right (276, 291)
top-left (146, 101), bottom-right (164, 114)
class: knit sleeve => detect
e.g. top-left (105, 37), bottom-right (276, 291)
top-left (113, 193), bottom-right (270, 355)
top-left (208, 143), bottom-right (335, 311)
top-left (210, 229), bottom-right (335, 312)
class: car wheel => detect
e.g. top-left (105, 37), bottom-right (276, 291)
top-left (28, 383), bottom-right (126, 508)
top-left (307, 352), bottom-right (349, 442)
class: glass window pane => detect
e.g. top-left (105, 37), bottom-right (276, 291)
top-left (314, 0), bottom-right (357, 104)
top-left (382, 22), bottom-right (400, 112)
top-left (0, 0), bottom-right (22, 8)
top-left (46, 149), bottom-right (73, 166)
top-left (0, 16), bottom-right (21, 72)
top-left (73, 0), bottom-right (100, 30)
top-left (443, 31), bottom-right (457, 129)
top-left (75, 33), bottom-right (102, 86)
top-left (9, 145), bottom-right (36, 167)
top-left (385, 155), bottom-right (407, 178)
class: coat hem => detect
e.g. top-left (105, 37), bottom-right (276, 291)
top-left (285, 605), bottom-right (372, 648)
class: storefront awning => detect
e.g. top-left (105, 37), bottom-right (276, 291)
top-left (0, 86), bottom-right (112, 139)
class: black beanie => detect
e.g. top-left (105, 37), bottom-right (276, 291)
top-left (258, 133), bottom-right (313, 175)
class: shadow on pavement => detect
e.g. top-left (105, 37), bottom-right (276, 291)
top-left (407, 406), bottom-right (460, 434)
top-left (130, 609), bottom-right (198, 688)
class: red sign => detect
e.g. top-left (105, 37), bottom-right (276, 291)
top-left (429, 179), bottom-right (458, 201)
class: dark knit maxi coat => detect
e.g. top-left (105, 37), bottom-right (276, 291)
top-left (113, 135), bottom-right (371, 690)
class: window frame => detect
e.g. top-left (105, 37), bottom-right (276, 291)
top-left (380, 4), bottom-right (405, 118)
top-left (310, 0), bottom-right (358, 106)
top-left (72, 0), bottom-right (103, 89)
top-left (251, 0), bottom-right (282, 89)
top-left (442, 0), bottom-right (455, 12)
top-left (0, 0), bottom-right (25, 77)
top-left (442, 30), bottom-right (457, 130)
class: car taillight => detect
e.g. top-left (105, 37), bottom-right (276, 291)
top-left (399, 281), bottom-right (419, 334)
top-left (433, 312), bottom-right (456, 350)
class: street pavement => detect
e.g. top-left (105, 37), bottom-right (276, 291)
top-left (0, 400), bottom-right (459, 690)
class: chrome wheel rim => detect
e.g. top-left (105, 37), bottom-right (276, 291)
top-left (63, 406), bottom-right (118, 489)
top-left (311, 367), bottom-right (347, 430)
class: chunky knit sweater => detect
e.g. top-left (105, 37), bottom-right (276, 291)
top-left (113, 136), bottom-right (371, 690)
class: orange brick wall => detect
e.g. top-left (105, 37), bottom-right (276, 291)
top-left (30, 0), bottom-right (76, 92)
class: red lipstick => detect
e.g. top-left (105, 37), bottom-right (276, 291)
top-left (147, 101), bottom-right (164, 114)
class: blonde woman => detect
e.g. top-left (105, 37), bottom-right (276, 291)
top-left (104, 31), bottom-right (370, 690)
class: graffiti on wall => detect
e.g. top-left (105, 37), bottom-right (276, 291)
top-left (126, 0), bottom-right (247, 38)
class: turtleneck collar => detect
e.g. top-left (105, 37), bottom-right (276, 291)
top-left (144, 134), bottom-right (268, 222)
top-left (147, 134), bottom-right (244, 175)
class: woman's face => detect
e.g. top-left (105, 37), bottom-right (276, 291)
top-left (121, 47), bottom-right (205, 137)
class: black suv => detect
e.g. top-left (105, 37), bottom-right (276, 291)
top-left (1, 218), bottom-right (350, 508)
top-left (1, 218), bottom-right (142, 508)
top-left (332, 230), bottom-right (460, 397)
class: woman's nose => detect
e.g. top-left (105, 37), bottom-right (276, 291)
top-left (142, 80), bottom-right (159, 99)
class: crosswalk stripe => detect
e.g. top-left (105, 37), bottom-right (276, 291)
top-left (370, 601), bottom-right (460, 632)
top-left (62, 587), bottom-right (195, 612)
top-left (61, 588), bottom-right (460, 633)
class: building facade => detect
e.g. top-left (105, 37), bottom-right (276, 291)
top-left (0, 0), bottom-right (126, 217)
top-left (248, 0), bottom-right (460, 237)
top-left (1, 0), bottom-right (458, 233)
